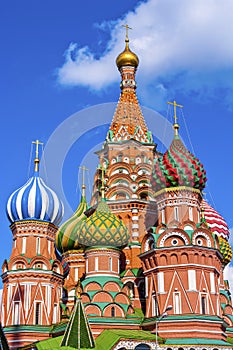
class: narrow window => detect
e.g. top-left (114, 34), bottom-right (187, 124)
top-left (174, 207), bottom-right (179, 221)
top-left (157, 272), bottom-right (164, 293)
top-left (22, 237), bottom-right (26, 254)
top-left (210, 272), bottom-right (215, 293)
top-left (86, 259), bottom-right (89, 273)
top-left (35, 302), bottom-right (40, 325)
top-left (75, 267), bottom-right (79, 281)
top-left (188, 270), bottom-right (196, 290)
top-left (36, 237), bottom-right (40, 255)
top-left (201, 295), bottom-right (207, 314)
top-left (95, 257), bottom-right (98, 272)
top-left (109, 257), bottom-right (112, 272)
top-left (189, 207), bottom-right (193, 221)
top-left (14, 302), bottom-right (20, 325)
top-left (145, 277), bottom-right (148, 298)
top-left (161, 209), bottom-right (165, 223)
top-left (111, 306), bottom-right (115, 317)
top-left (174, 292), bottom-right (181, 314)
top-left (53, 304), bottom-right (58, 324)
top-left (48, 240), bottom-right (51, 254)
top-left (152, 293), bottom-right (158, 316)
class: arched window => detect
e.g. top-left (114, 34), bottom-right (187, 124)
top-left (111, 306), bottom-right (115, 317)
top-left (135, 344), bottom-right (150, 350)
top-left (35, 302), bottom-right (41, 325)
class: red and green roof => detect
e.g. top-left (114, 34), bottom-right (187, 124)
top-left (152, 135), bottom-right (207, 193)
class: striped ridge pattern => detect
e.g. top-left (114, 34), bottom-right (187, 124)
top-left (56, 195), bottom-right (88, 253)
top-left (202, 200), bottom-right (230, 240)
top-left (79, 199), bottom-right (129, 248)
top-left (6, 172), bottom-right (63, 226)
top-left (152, 135), bottom-right (207, 193)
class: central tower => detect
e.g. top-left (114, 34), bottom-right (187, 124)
top-left (90, 29), bottom-right (158, 309)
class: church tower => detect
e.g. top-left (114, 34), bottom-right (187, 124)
top-left (1, 141), bottom-right (65, 349)
top-left (140, 106), bottom-right (233, 342)
top-left (91, 28), bottom-right (158, 309)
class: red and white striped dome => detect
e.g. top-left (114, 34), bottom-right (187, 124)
top-left (202, 199), bottom-right (230, 240)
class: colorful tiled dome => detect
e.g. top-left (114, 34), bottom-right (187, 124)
top-left (202, 199), bottom-right (230, 240)
top-left (56, 194), bottom-right (88, 253)
top-left (78, 199), bottom-right (129, 248)
top-left (152, 135), bottom-right (207, 193)
top-left (218, 236), bottom-right (232, 266)
top-left (7, 167), bottom-right (63, 226)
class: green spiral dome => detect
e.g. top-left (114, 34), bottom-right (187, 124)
top-left (56, 195), bottom-right (88, 253)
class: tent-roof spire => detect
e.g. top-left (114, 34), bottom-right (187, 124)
top-left (60, 282), bottom-right (95, 349)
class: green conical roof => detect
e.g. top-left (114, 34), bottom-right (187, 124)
top-left (60, 296), bottom-right (95, 349)
top-left (78, 199), bottom-right (129, 248)
top-left (56, 194), bottom-right (88, 253)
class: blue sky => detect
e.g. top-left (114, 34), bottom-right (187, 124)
top-left (1, 0), bottom-right (233, 286)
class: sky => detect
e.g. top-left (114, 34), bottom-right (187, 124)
top-left (1, 0), bottom-right (233, 288)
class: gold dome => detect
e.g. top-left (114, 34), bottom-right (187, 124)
top-left (116, 38), bottom-right (139, 69)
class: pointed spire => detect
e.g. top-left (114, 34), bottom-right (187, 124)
top-left (60, 283), bottom-right (95, 349)
top-left (32, 139), bottom-right (43, 172)
top-left (167, 100), bottom-right (183, 136)
top-left (108, 27), bottom-right (152, 144)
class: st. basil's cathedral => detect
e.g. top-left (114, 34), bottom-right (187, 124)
top-left (1, 31), bottom-right (233, 350)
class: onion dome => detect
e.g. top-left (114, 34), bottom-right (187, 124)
top-left (6, 141), bottom-right (63, 226)
top-left (116, 34), bottom-right (139, 69)
top-left (152, 102), bottom-right (207, 193)
top-left (218, 236), bottom-right (232, 266)
top-left (56, 189), bottom-right (88, 253)
top-left (202, 199), bottom-right (230, 240)
top-left (78, 199), bottom-right (129, 248)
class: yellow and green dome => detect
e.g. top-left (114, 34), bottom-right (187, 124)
top-left (78, 199), bottom-right (129, 248)
top-left (56, 195), bottom-right (88, 253)
top-left (218, 236), bottom-right (232, 266)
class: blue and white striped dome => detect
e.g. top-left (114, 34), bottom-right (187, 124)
top-left (7, 170), bottom-right (64, 226)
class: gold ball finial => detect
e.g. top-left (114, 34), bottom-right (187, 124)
top-left (116, 24), bottom-right (139, 69)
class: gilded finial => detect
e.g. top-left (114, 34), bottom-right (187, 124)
top-left (32, 140), bottom-right (43, 172)
top-left (122, 24), bottom-right (132, 43)
top-left (98, 165), bottom-right (106, 199)
top-left (116, 24), bottom-right (139, 69)
top-left (79, 165), bottom-right (88, 197)
top-left (167, 100), bottom-right (183, 136)
top-left (201, 206), bottom-right (205, 222)
top-left (76, 279), bottom-right (82, 299)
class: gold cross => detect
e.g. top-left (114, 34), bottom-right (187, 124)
top-left (32, 139), bottom-right (43, 158)
top-left (32, 140), bottom-right (43, 171)
top-left (122, 24), bottom-right (132, 40)
top-left (79, 165), bottom-right (88, 187)
top-left (167, 100), bottom-right (183, 124)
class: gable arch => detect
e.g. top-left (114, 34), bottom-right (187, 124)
top-left (103, 303), bottom-right (125, 317)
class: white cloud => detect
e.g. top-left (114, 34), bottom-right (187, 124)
top-left (57, 0), bottom-right (233, 107)
top-left (224, 264), bottom-right (233, 297)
